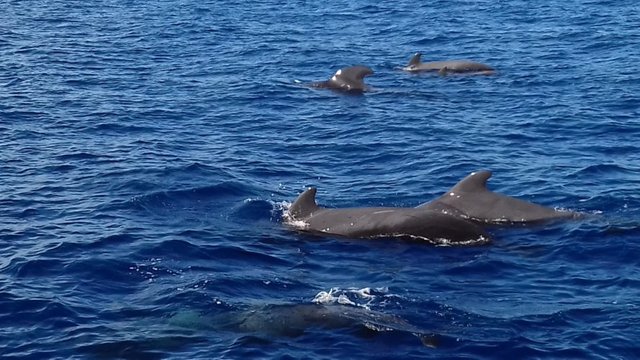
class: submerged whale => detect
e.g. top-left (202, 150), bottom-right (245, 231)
top-left (310, 65), bottom-right (374, 92)
top-left (402, 53), bottom-right (494, 75)
top-left (170, 303), bottom-right (437, 347)
top-left (285, 170), bottom-right (578, 243)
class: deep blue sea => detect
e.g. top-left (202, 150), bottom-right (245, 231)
top-left (2, 0), bottom-right (640, 359)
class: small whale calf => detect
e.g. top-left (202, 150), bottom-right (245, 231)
top-left (402, 52), bottom-right (494, 75)
top-left (309, 65), bottom-right (373, 92)
top-left (285, 171), bottom-right (579, 244)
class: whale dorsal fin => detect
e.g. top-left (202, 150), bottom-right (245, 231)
top-left (288, 187), bottom-right (319, 220)
top-left (408, 52), bottom-right (422, 67)
top-left (332, 66), bottom-right (373, 89)
top-left (449, 170), bottom-right (492, 194)
top-left (422, 170), bottom-right (577, 223)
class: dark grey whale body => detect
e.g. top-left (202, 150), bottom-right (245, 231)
top-left (419, 170), bottom-right (579, 224)
top-left (285, 171), bottom-right (578, 244)
top-left (287, 188), bottom-right (490, 244)
top-left (170, 303), bottom-right (438, 347)
top-left (310, 65), bottom-right (373, 92)
top-left (403, 52), bottom-right (494, 75)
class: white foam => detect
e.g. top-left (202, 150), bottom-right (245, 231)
top-left (279, 200), bottom-right (292, 211)
top-left (353, 287), bottom-right (376, 299)
top-left (280, 200), bottom-right (310, 229)
top-left (285, 218), bottom-right (309, 230)
top-left (312, 287), bottom-right (392, 309)
top-left (400, 233), bottom-right (491, 247)
top-left (337, 295), bottom-right (356, 306)
top-left (312, 290), bottom-right (335, 304)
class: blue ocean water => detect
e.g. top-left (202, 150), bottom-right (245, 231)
top-left (1, 0), bottom-right (640, 358)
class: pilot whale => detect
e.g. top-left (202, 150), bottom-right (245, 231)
top-left (285, 170), bottom-right (579, 243)
top-left (170, 303), bottom-right (438, 347)
top-left (286, 187), bottom-right (490, 244)
top-left (419, 170), bottom-right (580, 224)
top-left (402, 52), bottom-right (494, 75)
top-left (310, 65), bottom-right (374, 92)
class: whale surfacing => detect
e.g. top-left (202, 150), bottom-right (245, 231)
top-left (285, 170), bottom-right (580, 244)
top-left (310, 65), bottom-right (374, 92)
top-left (419, 170), bottom-right (580, 224)
top-left (403, 52), bottom-right (494, 75)
top-left (286, 187), bottom-right (490, 245)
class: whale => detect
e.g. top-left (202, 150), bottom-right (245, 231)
top-left (170, 303), bottom-right (438, 347)
top-left (285, 170), bottom-right (579, 244)
top-left (286, 187), bottom-right (490, 245)
top-left (83, 300), bottom-right (438, 358)
top-left (419, 170), bottom-right (580, 224)
top-left (402, 52), bottom-right (494, 75)
top-left (310, 65), bottom-right (374, 92)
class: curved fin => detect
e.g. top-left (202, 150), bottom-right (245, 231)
top-left (337, 66), bottom-right (373, 81)
top-left (449, 170), bottom-right (492, 193)
top-left (408, 53), bottom-right (422, 66)
top-left (289, 188), bottom-right (319, 220)
top-left (333, 66), bottom-right (373, 89)
top-left (423, 170), bottom-right (577, 224)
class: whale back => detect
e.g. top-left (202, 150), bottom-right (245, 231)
top-left (305, 207), bottom-right (490, 243)
top-left (421, 171), bottom-right (576, 224)
top-left (404, 52), bottom-right (494, 74)
top-left (329, 65), bottom-right (373, 91)
top-left (310, 66), bottom-right (373, 92)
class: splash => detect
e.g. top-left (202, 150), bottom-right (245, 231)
top-left (279, 200), bottom-right (310, 229)
top-left (312, 287), bottom-right (392, 310)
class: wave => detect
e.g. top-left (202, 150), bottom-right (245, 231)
top-left (129, 181), bottom-right (258, 212)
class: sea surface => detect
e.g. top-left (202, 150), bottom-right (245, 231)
top-left (1, 0), bottom-right (640, 359)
